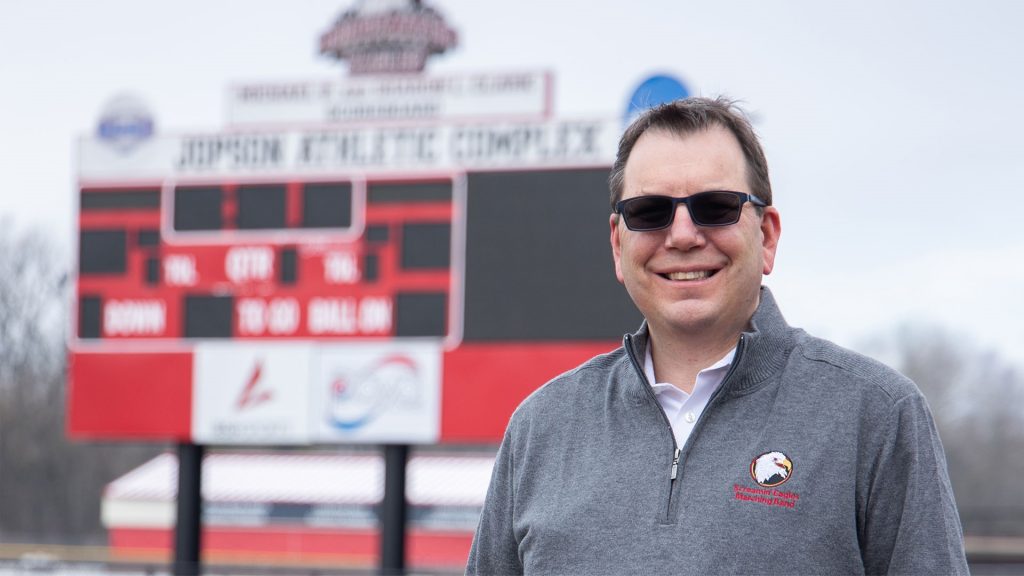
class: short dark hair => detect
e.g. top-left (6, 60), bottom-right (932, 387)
top-left (608, 96), bottom-right (771, 210)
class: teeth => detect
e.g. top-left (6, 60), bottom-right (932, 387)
top-left (667, 270), bottom-right (710, 281)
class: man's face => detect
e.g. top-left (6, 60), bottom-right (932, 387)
top-left (610, 126), bottom-right (781, 340)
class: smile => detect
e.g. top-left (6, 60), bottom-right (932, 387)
top-left (661, 270), bottom-right (716, 281)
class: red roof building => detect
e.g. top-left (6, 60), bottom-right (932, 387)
top-left (102, 450), bottom-right (494, 571)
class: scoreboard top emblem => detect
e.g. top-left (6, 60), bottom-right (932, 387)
top-left (319, 0), bottom-right (458, 75)
top-left (96, 93), bottom-right (155, 155)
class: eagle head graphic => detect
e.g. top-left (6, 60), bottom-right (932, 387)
top-left (751, 451), bottom-right (794, 487)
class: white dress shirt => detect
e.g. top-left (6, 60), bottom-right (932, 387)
top-left (644, 343), bottom-right (735, 448)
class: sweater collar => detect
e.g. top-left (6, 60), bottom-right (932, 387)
top-left (732, 286), bottom-right (797, 392)
top-left (626, 286), bottom-right (797, 395)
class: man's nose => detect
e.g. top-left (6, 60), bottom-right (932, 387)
top-left (664, 204), bottom-right (706, 250)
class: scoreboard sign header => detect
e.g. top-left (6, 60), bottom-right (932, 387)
top-left (227, 71), bottom-right (552, 126)
top-left (78, 118), bottom-right (618, 180)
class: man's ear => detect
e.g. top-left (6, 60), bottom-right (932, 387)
top-left (759, 207), bottom-right (781, 275)
top-left (610, 213), bottom-right (625, 284)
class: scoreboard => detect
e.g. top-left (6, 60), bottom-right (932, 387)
top-left (69, 117), bottom-right (643, 444)
top-left (79, 177), bottom-right (458, 343)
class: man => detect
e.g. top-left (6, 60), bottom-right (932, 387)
top-left (466, 97), bottom-right (968, 574)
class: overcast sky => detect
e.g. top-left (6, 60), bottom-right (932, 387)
top-left (2, 0), bottom-right (1023, 367)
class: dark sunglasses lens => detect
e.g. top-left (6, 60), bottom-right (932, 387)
top-left (690, 192), bottom-right (743, 225)
top-left (622, 197), bottom-right (673, 230)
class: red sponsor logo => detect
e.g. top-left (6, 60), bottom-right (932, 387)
top-left (236, 360), bottom-right (273, 411)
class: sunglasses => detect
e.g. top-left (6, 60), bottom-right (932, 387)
top-left (614, 191), bottom-right (767, 231)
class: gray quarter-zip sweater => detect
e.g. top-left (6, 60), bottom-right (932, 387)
top-left (467, 288), bottom-right (967, 575)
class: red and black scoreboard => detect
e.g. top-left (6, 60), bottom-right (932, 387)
top-left (69, 76), bottom-right (642, 445)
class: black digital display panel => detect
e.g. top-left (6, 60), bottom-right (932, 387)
top-left (303, 182), bottom-right (352, 228)
top-left (369, 182), bottom-right (452, 204)
top-left (145, 257), bottom-right (160, 285)
top-left (184, 295), bottom-right (234, 338)
top-left (78, 295), bottom-right (102, 339)
top-left (80, 189), bottom-right (160, 211)
top-left (137, 229), bottom-right (160, 247)
top-left (402, 223), bottom-right (451, 270)
top-left (174, 186), bottom-right (223, 231)
top-left (396, 292), bottom-right (448, 337)
top-left (462, 169), bottom-right (642, 341)
top-left (237, 184), bottom-right (286, 229)
top-left (366, 225), bottom-right (390, 243)
top-left (79, 229), bottom-right (127, 275)
top-left (280, 247), bottom-right (298, 284)
top-left (364, 254), bottom-right (379, 282)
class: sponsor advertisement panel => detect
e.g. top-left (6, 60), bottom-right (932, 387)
top-left (189, 342), bottom-right (442, 445)
top-left (314, 342), bottom-right (442, 444)
top-left (192, 343), bottom-right (314, 444)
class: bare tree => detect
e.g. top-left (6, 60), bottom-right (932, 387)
top-left (866, 323), bottom-right (1024, 536)
top-left (0, 222), bottom-right (164, 543)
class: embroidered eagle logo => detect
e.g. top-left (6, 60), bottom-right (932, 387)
top-left (750, 451), bottom-right (794, 487)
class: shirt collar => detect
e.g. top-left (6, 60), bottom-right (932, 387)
top-left (644, 341), bottom-right (736, 394)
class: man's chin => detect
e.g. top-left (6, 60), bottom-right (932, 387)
top-left (648, 303), bottom-right (722, 336)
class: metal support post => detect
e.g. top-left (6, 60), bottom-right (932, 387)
top-left (380, 444), bottom-right (409, 575)
top-left (173, 442), bottom-right (204, 576)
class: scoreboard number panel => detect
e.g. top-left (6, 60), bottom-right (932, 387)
top-left (76, 177), bottom-right (463, 346)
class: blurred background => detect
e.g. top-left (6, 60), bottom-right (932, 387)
top-left (1, 0), bottom-right (1023, 573)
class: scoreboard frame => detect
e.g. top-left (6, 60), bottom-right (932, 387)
top-left (69, 117), bottom-right (641, 444)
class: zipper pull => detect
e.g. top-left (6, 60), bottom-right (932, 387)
top-left (670, 448), bottom-right (680, 480)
